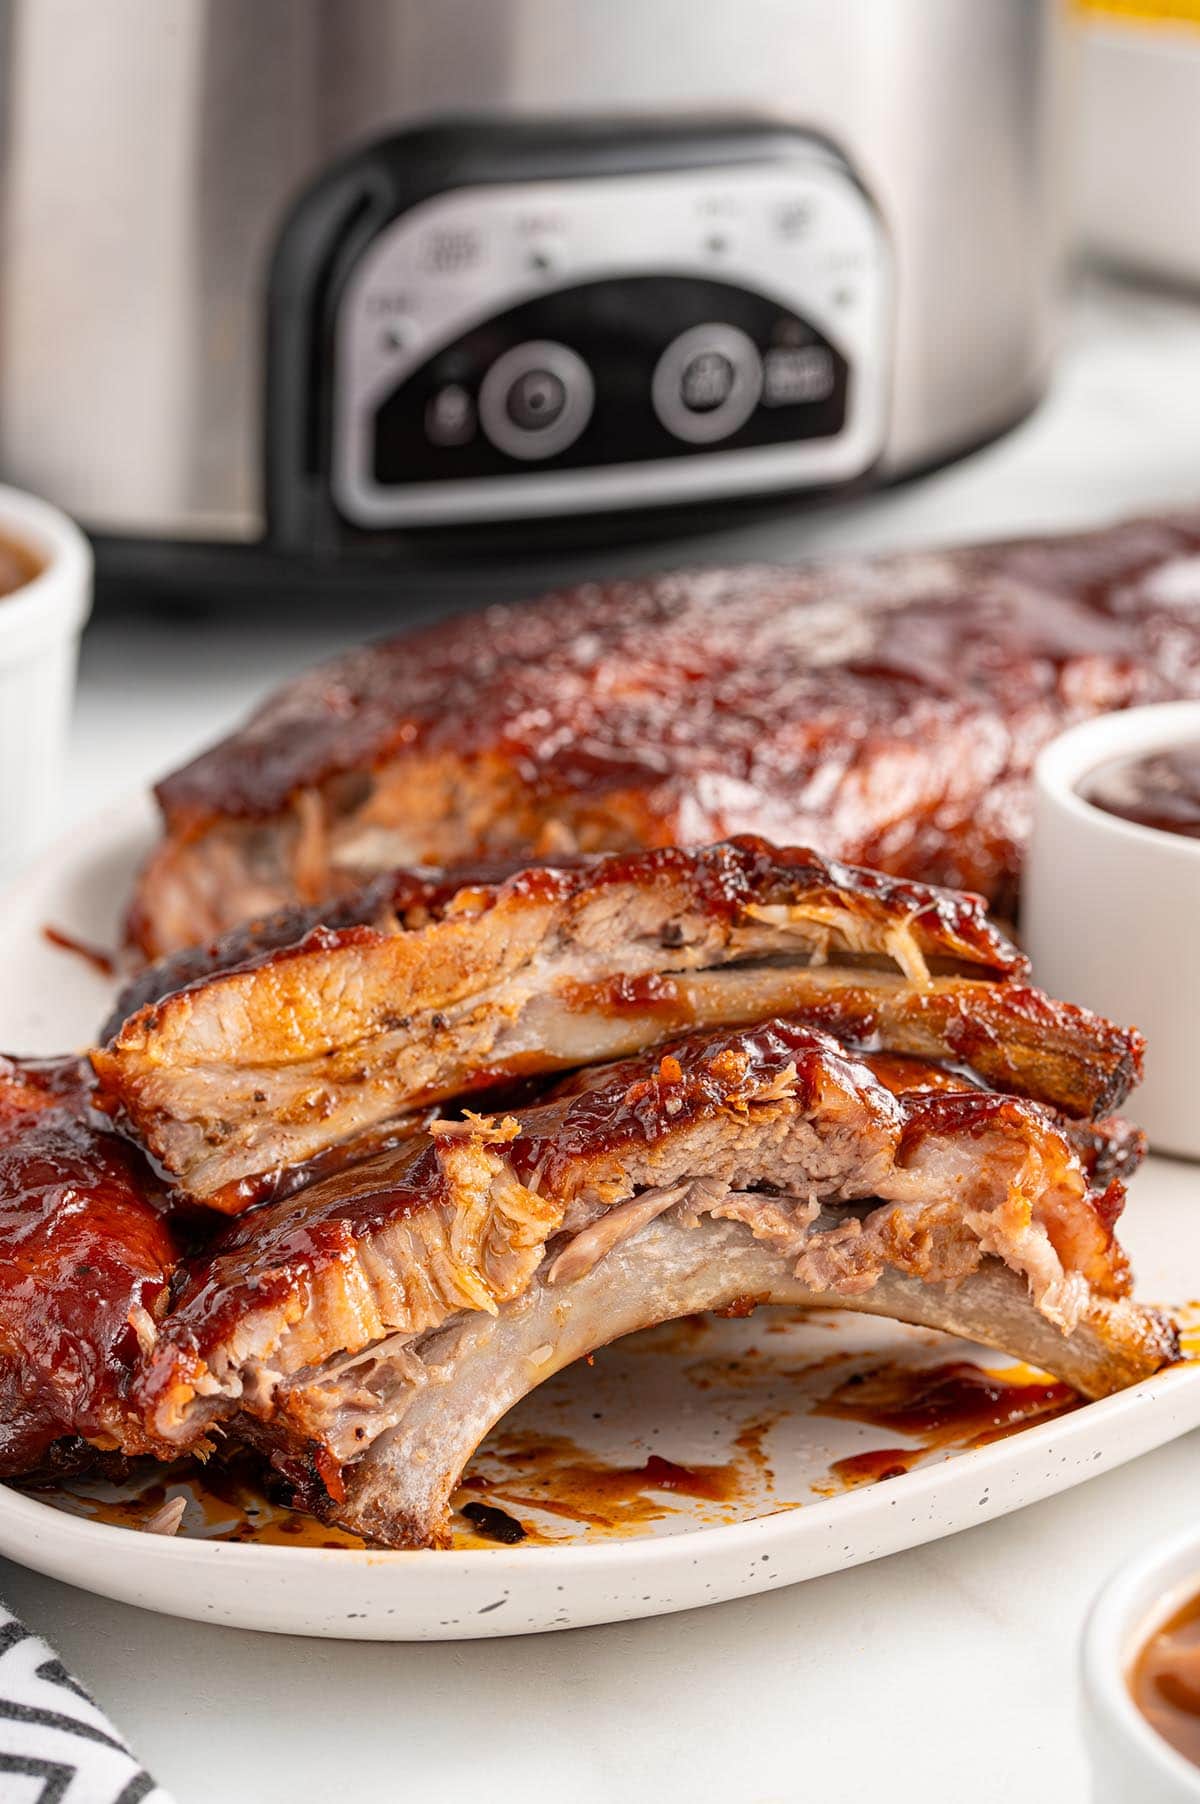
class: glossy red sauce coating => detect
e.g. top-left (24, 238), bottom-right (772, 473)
top-left (153, 513), bottom-right (1200, 902)
top-left (888, 1088), bottom-right (1126, 1240)
top-left (505, 1020), bottom-right (892, 1187)
top-left (0, 534), bottom-right (40, 598)
top-left (1131, 1589), bottom-right (1200, 1768)
top-left (1082, 742), bottom-right (1200, 840)
top-left (519, 1019), bottom-right (1097, 1208)
top-left (160, 1133), bottom-right (467, 1347)
top-left (0, 1057), bottom-right (181, 1474)
top-left (751, 980), bottom-right (1141, 1122)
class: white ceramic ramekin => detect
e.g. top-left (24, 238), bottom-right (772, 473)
top-left (1083, 1525), bottom-right (1200, 1804)
top-left (1024, 702), bottom-right (1200, 1161)
top-left (0, 483), bottom-right (93, 878)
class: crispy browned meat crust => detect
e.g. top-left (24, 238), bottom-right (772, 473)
top-left (106, 862), bottom-right (505, 1034)
top-left (1066, 1114), bottom-right (1148, 1187)
top-left (93, 840), bottom-right (1142, 1213)
top-left (129, 509), bottom-right (1200, 956)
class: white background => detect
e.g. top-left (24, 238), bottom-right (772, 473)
top-left (3, 271), bottom-right (1200, 1802)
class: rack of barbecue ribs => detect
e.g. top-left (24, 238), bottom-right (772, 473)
top-left (127, 508), bottom-right (1200, 959)
top-left (0, 843), bottom-right (1177, 1545)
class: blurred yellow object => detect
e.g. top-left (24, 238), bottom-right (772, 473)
top-left (1078, 0), bottom-right (1200, 284)
top-left (1078, 0), bottom-right (1200, 25)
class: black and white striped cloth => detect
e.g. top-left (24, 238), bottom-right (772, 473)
top-left (0, 1606), bottom-right (173, 1804)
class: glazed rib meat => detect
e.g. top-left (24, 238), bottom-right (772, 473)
top-left (93, 840), bottom-right (1143, 1213)
top-left (135, 1021), bottom-right (1175, 1549)
top-left (0, 1056), bottom-right (180, 1477)
top-left (861, 1050), bottom-right (1147, 1188)
top-left (128, 508), bottom-right (1200, 956)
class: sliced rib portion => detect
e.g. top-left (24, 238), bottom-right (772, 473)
top-left (0, 1056), bottom-right (181, 1476)
top-left (93, 839), bottom-right (1141, 1212)
top-left (127, 509), bottom-right (1200, 956)
top-left (134, 1022), bottom-right (1174, 1547)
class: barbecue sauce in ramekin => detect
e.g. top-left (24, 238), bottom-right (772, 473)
top-left (0, 533), bottom-right (39, 598)
top-left (1081, 744), bottom-right (1200, 841)
top-left (1131, 1588), bottom-right (1200, 1768)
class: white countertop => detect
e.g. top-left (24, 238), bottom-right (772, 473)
top-left (5, 269), bottom-right (1200, 1803)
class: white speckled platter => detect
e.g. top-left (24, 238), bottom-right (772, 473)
top-left (0, 800), bottom-right (1197, 1640)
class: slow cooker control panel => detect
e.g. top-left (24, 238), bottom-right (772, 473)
top-left (318, 134), bottom-right (891, 527)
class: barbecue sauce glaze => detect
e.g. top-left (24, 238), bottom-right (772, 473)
top-left (0, 535), bottom-right (39, 598)
top-left (1082, 743), bottom-right (1200, 840)
top-left (1132, 1589), bottom-right (1200, 1768)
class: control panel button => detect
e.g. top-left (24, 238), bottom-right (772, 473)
top-left (762, 344), bottom-right (836, 408)
top-left (478, 340), bottom-right (594, 461)
top-left (506, 368), bottom-right (567, 431)
top-left (652, 323), bottom-right (763, 444)
top-left (425, 384), bottom-right (476, 447)
top-left (680, 351), bottom-right (736, 413)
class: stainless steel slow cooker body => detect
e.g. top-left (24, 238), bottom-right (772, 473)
top-left (0, 0), bottom-right (1064, 552)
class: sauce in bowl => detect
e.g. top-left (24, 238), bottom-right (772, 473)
top-left (0, 533), bottom-right (40, 598)
top-left (1081, 743), bottom-right (1200, 841)
top-left (1131, 1588), bottom-right (1200, 1768)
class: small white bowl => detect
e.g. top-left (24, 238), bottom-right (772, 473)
top-left (0, 483), bottom-right (92, 878)
top-left (1083, 1524), bottom-right (1200, 1803)
top-left (1024, 703), bottom-right (1200, 1160)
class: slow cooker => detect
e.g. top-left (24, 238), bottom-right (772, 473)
top-left (0, 0), bottom-right (1067, 603)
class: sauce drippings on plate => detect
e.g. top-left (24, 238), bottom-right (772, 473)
top-left (827, 1446), bottom-right (920, 1487)
top-left (41, 924), bottom-right (117, 977)
top-left (24, 1453), bottom-right (367, 1549)
top-left (1131, 1589), bottom-right (1200, 1768)
top-left (455, 1437), bottom-right (744, 1537)
top-left (810, 1359), bottom-right (1080, 1495)
top-left (23, 1439), bottom-right (749, 1550)
top-left (815, 1359), bottom-right (1078, 1448)
top-left (17, 1339), bottom-right (1085, 1543)
top-left (0, 534), bottom-right (39, 599)
top-left (1081, 743), bottom-right (1200, 840)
